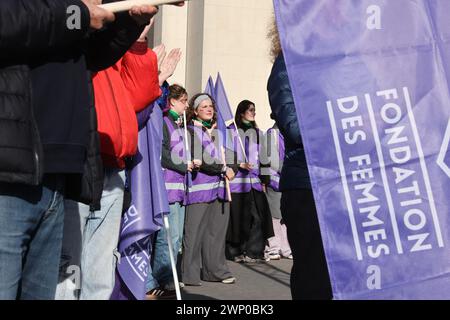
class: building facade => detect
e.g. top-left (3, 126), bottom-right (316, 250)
top-left (150, 0), bottom-right (276, 130)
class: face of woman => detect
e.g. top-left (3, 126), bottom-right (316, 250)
top-left (242, 104), bottom-right (256, 122)
top-left (195, 99), bottom-right (215, 121)
top-left (170, 94), bottom-right (188, 115)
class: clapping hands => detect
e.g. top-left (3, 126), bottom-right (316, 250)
top-left (154, 45), bottom-right (182, 85)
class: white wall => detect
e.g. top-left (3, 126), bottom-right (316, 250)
top-left (154, 0), bottom-right (275, 130)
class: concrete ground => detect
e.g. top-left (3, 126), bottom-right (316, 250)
top-left (181, 258), bottom-right (292, 300)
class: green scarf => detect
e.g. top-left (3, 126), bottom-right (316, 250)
top-left (195, 117), bottom-right (213, 129)
top-left (242, 120), bottom-right (255, 129)
top-left (168, 109), bottom-right (180, 122)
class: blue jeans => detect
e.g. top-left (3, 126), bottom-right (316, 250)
top-left (0, 175), bottom-right (65, 300)
top-left (55, 168), bottom-right (125, 300)
top-left (146, 202), bottom-right (185, 291)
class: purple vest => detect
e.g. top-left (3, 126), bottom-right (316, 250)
top-left (266, 128), bottom-right (285, 192)
top-left (163, 116), bottom-right (186, 204)
top-left (229, 128), bottom-right (263, 193)
top-left (185, 126), bottom-right (228, 205)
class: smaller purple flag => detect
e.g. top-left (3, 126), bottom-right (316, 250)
top-left (205, 76), bottom-right (215, 98)
top-left (111, 102), bottom-right (169, 300)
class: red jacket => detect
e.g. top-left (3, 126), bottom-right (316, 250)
top-left (93, 42), bottom-right (161, 169)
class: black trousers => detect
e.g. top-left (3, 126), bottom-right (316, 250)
top-left (281, 189), bottom-right (332, 300)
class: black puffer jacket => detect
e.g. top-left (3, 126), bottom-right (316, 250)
top-left (267, 53), bottom-right (311, 190)
top-left (0, 0), bottom-right (145, 208)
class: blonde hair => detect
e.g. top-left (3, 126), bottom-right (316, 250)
top-left (268, 14), bottom-right (281, 62)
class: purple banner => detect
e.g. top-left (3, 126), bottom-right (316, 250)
top-left (111, 103), bottom-right (169, 300)
top-left (274, 0), bottom-right (450, 299)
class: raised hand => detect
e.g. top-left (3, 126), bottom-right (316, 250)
top-left (153, 44), bottom-right (167, 70)
top-left (159, 48), bottom-right (182, 85)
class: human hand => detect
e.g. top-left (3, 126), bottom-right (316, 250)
top-left (159, 48), bottom-right (182, 85)
top-left (192, 159), bottom-right (202, 168)
top-left (187, 162), bottom-right (194, 172)
top-left (152, 44), bottom-right (167, 70)
top-left (225, 168), bottom-right (235, 181)
top-left (239, 163), bottom-right (254, 171)
top-left (129, 1), bottom-right (185, 26)
top-left (82, 0), bottom-right (115, 30)
top-left (129, 5), bottom-right (159, 26)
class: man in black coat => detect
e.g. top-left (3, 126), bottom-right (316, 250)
top-left (0, 0), bottom-right (161, 300)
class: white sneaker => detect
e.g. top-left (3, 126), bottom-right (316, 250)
top-left (221, 277), bottom-right (236, 284)
top-left (267, 253), bottom-right (281, 261)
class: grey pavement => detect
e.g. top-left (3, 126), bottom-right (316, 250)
top-left (181, 258), bottom-right (292, 300)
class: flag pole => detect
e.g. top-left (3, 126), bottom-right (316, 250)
top-left (99, 0), bottom-right (191, 13)
top-left (163, 215), bottom-right (182, 300)
top-left (220, 146), bottom-right (232, 202)
top-left (183, 110), bottom-right (191, 165)
top-left (232, 119), bottom-right (249, 163)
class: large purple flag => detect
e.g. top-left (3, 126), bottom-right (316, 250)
top-left (214, 73), bottom-right (245, 159)
top-left (274, 0), bottom-right (450, 299)
top-left (111, 102), bottom-right (169, 300)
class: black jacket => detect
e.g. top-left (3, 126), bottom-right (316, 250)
top-left (267, 54), bottom-right (311, 190)
top-left (0, 0), bottom-right (145, 208)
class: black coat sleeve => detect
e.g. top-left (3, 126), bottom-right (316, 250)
top-left (0, 0), bottom-right (90, 58)
top-left (84, 9), bottom-right (145, 72)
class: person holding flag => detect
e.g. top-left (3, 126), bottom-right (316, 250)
top-left (226, 100), bottom-right (274, 264)
top-left (181, 93), bottom-right (238, 286)
top-left (145, 84), bottom-right (200, 299)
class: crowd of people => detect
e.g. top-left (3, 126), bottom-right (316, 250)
top-left (0, 0), bottom-right (332, 301)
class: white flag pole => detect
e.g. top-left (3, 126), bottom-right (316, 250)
top-left (232, 119), bottom-right (249, 163)
top-left (183, 110), bottom-right (191, 164)
top-left (163, 215), bottom-right (182, 301)
top-left (99, 0), bottom-right (191, 13)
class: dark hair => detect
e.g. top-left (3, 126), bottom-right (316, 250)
top-left (235, 100), bottom-right (257, 129)
top-left (168, 84), bottom-right (187, 101)
top-left (187, 93), bottom-right (217, 125)
top-left (163, 84), bottom-right (187, 113)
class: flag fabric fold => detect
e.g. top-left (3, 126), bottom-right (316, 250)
top-left (111, 102), bottom-right (169, 300)
top-left (274, 0), bottom-right (450, 299)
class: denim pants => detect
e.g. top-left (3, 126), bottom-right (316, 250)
top-left (55, 168), bottom-right (125, 300)
top-left (146, 202), bottom-right (185, 292)
top-left (0, 175), bottom-right (65, 300)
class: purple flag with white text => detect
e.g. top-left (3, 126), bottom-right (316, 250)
top-left (111, 103), bottom-right (169, 300)
top-left (274, 0), bottom-right (450, 299)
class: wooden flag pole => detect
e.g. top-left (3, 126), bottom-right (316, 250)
top-left (221, 146), bottom-right (232, 202)
top-left (99, 0), bottom-right (190, 13)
